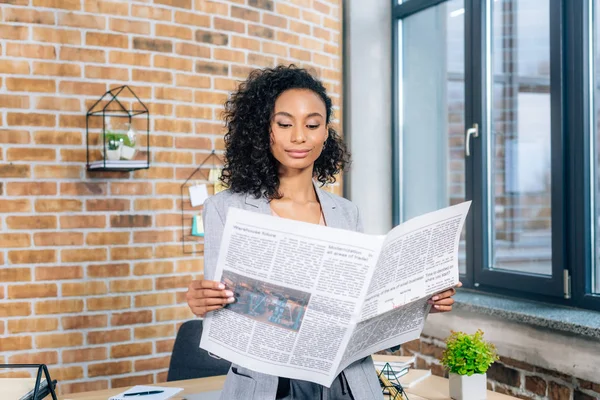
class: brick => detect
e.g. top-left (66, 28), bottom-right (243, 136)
top-left (232, 5), bottom-right (260, 22)
top-left (35, 97), bottom-right (81, 111)
top-left (34, 0), bottom-right (80, 9)
top-left (231, 35), bottom-right (260, 52)
top-left (549, 381), bottom-right (571, 400)
top-left (109, 310), bottom-right (151, 327)
top-left (135, 355), bottom-right (171, 372)
top-left (248, 53), bottom-right (275, 67)
top-left (110, 18), bottom-right (150, 34)
top-left (0, 234), bottom-right (30, 248)
top-left (156, 23), bottom-right (192, 40)
top-left (174, 43), bottom-right (210, 59)
top-left (231, 65), bottom-right (254, 78)
top-left (62, 248), bottom-right (107, 263)
top-left (133, 229), bottom-right (174, 243)
top-left (61, 47), bottom-right (105, 63)
top-left (35, 131), bottom-right (81, 146)
top-left (7, 147), bottom-right (56, 161)
top-left (88, 263), bottom-right (130, 278)
top-left (61, 215), bottom-right (106, 229)
top-left (156, 306), bottom-right (194, 322)
top-left (36, 266), bottom-right (83, 280)
top-left (9, 351), bottom-right (58, 365)
top-left (8, 249), bottom-right (56, 264)
top-left (61, 182), bottom-right (107, 196)
top-left (8, 318), bottom-right (58, 334)
top-left (156, 275), bottom-right (192, 290)
top-left (32, 27), bottom-right (80, 45)
top-left (134, 167), bottom-right (174, 180)
top-left (34, 232), bottom-right (83, 247)
top-left (6, 182), bottom-right (56, 196)
top-left (156, 338), bottom-right (175, 353)
top-left (35, 299), bottom-right (84, 314)
top-left (6, 111), bottom-right (56, 127)
top-left (110, 278), bottom-right (152, 293)
top-left (135, 293), bottom-right (175, 308)
top-left (195, 60), bottom-right (229, 76)
top-left (420, 342), bottom-right (445, 359)
top-left (290, 48), bottom-right (311, 62)
top-left (34, 199), bottom-right (81, 213)
top-left (133, 37), bottom-right (172, 53)
top-left (249, 0), bottom-right (273, 10)
top-left (0, 94), bottom-right (28, 109)
top-left (110, 215), bottom-right (152, 228)
top-left (62, 281), bottom-right (107, 297)
top-left (88, 328), bottom-right (131, 345)
top-left (110, 182), bottom-right (152, 196)
top-left (131, 4), bottom-right (172, 20)
top-left (112, 374), bottom-right (154, 388)
top-left (488, 363), bottom-right (521, 387)
top-left (155, 150), bottom-right (194, 165)
top-left (87, 232), bottom-right (130, 246)
top-left (133, 261), bottom-right (173, 276)
top-left (0, 267), bottom-right (31, 282)
top-left (3, 8), bottom-right (54, 24)
top-left (214, 48), bottom-right (245, 64)
top-left (155, 212), bottom-right (181, 226)
top-left (132, 68), bottom-right (173, 84)
top-left (155, 0), bottom-right (190, 8)
top-left (36, 332), bottom-right (83, 348)
top-left (526, 375), bottom-right (547, 396)
top-left (578, 379), bottom-right (600, 393)
top-left (60, 149), bottom-right (87, 163)
top-left (263, 13), bottom-right (287, 28)
top-left (154, 55), bottom-right (193, 71)
top-left (85, 0), bottom-right (128, 15)
top-left (62, 315), bottom-right (108, 330)
top-left (60, 81), bottom-right (106, 95)
top-left (175, 11), bottom-right (210, 27)
top-left (8, 283), bottom-right (57, 299)
top-left (34, 165), bottom-right (82, 179)
top-left (175, 74), bottom-right (211, 89)
top-left (135, 324), bottom-right (174, 341)
top-left (0, 302), bottom-right (31, 317)
top-left (248, 24), bottom-right (274, 39)
top-left (86, 65), bottom-right (129, 81)
top-left (214, 17), bottom-right (245, 33)
top-left (86, 32), bottom-right (128, 48)
top-left (111, 342), bottom-right (152, 358)
top-left (0, 165), bottom-right (30, 179)
top-left (176, 258), bottom-right (203, 273)
top-left (0, 130), bottom-right (30, 144)
top-left (87, 296), bottom-right (130, 311)
top-left (195, 29), bottom-right (228, 45)
top-left (194, 90), bottom-right (228, 105)
top-left (58, 12), bottom-right (105, 29)
top-left (88, 361), bottom-right (131, 377)
top-left (86, 199), bottom-right (130, 212)
top-left (61, 380), bottom-right (108, 395)
top-left (155, 87), bottom-right (193, 103)
top-left (48, 366), bottom-right (83, 381)
top-left (111, 246), bottom-right (153, 261)
top-left (6, 43), bottom-right (56, 60)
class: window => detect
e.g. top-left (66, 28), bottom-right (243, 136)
top-left (394, 0), bottom-right (600, 310)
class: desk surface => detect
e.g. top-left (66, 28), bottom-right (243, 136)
top-left (63, 374), bottom-right (518, 400)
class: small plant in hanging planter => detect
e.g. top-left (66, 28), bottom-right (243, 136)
top-left (105, 133), bottom-right (121, 161)
top-left (440, 329), bottom-right (499, 400)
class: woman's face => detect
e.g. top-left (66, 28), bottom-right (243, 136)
top-left (270, 88), bottom-right (328, 173)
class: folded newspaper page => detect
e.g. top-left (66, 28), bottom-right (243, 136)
top-left (200, 201), bottom-right (471, 387)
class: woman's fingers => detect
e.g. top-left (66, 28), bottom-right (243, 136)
top-left (186, 279), bottom-right (236, 317)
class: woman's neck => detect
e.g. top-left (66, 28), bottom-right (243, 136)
top-left (277, 167), bottom-right (317, 203)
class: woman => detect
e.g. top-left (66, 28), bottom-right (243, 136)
top-left (186, 65), bottom-right (459, 399)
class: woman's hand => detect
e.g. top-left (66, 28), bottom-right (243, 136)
top-left (428, 281), bottom-right (462, 313)
top-left (186, 280), bottom-right (235, 317)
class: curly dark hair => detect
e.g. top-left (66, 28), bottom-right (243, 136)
top-left (220, 64), bottom-right (350, 200)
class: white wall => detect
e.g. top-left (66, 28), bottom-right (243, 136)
top-left (343, 0), bottom-right (393, 235)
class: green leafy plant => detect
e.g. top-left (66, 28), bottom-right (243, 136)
top-left (440, 329), bottom-right (499, 376)
top-left (104, 133), bottom-right (120, 151)
top-left (104, 129), bottom-right (134, 147)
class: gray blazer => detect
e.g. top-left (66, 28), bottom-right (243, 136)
top-left (202, 183), bottom-right (383, 400)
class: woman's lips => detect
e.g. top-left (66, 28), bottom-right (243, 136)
top-left (286, 149), bottom-right (311, 158)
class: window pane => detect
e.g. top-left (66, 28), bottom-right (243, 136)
top-left (489, 0), bottom-right (552, 275)
top-left (401, 0), bottom-right (466, 273)
top-left (594, 1), bottom-right (600, 294)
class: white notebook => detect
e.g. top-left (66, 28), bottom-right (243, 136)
top-left (109, 385), bottom-right (183, 400)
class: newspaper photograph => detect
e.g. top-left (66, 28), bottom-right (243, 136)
top-left (200, 201), bottom-right (471, 387)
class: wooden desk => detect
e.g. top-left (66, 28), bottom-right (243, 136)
top-left (62, 374), bottom-right (519, 400)
top-left (62, 376), bottom-right (226, 400)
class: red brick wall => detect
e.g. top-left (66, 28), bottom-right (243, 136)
top-left (0, 0), bottom-right (343, 394)
top-left (401, 336), bottom-right (600, 400)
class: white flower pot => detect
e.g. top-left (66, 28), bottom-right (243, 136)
top-left (106, 148), bottom-right (121, 160)
top-left (120, 145), bottom-right (136, 160)
top-left (449, 373), bottom-right (487, 400)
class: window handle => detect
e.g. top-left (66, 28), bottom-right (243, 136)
top-left (465, 123), bottom-right (479, 157)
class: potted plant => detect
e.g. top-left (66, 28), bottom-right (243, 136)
top-left (104, 133), bottom-right (121, 160)
top-left (440, 329), bottom-right (499, 400)
top-left (115, 132), bottom-right (136, 160)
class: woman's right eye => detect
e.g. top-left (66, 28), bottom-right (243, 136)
top-left (277, 123), bottom-right (292, 128)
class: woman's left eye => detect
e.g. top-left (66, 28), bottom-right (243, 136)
top-left (306, 125), bottom-right (320, 129)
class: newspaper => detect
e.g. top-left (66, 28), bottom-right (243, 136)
top-left (200, 201), bottom-right (471, 387)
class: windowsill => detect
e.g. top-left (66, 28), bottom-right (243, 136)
top-left (453, 289), bottom-right (600, 340)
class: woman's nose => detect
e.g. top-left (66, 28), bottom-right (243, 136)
top-left (290, 126), bottom-right (307, 143)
